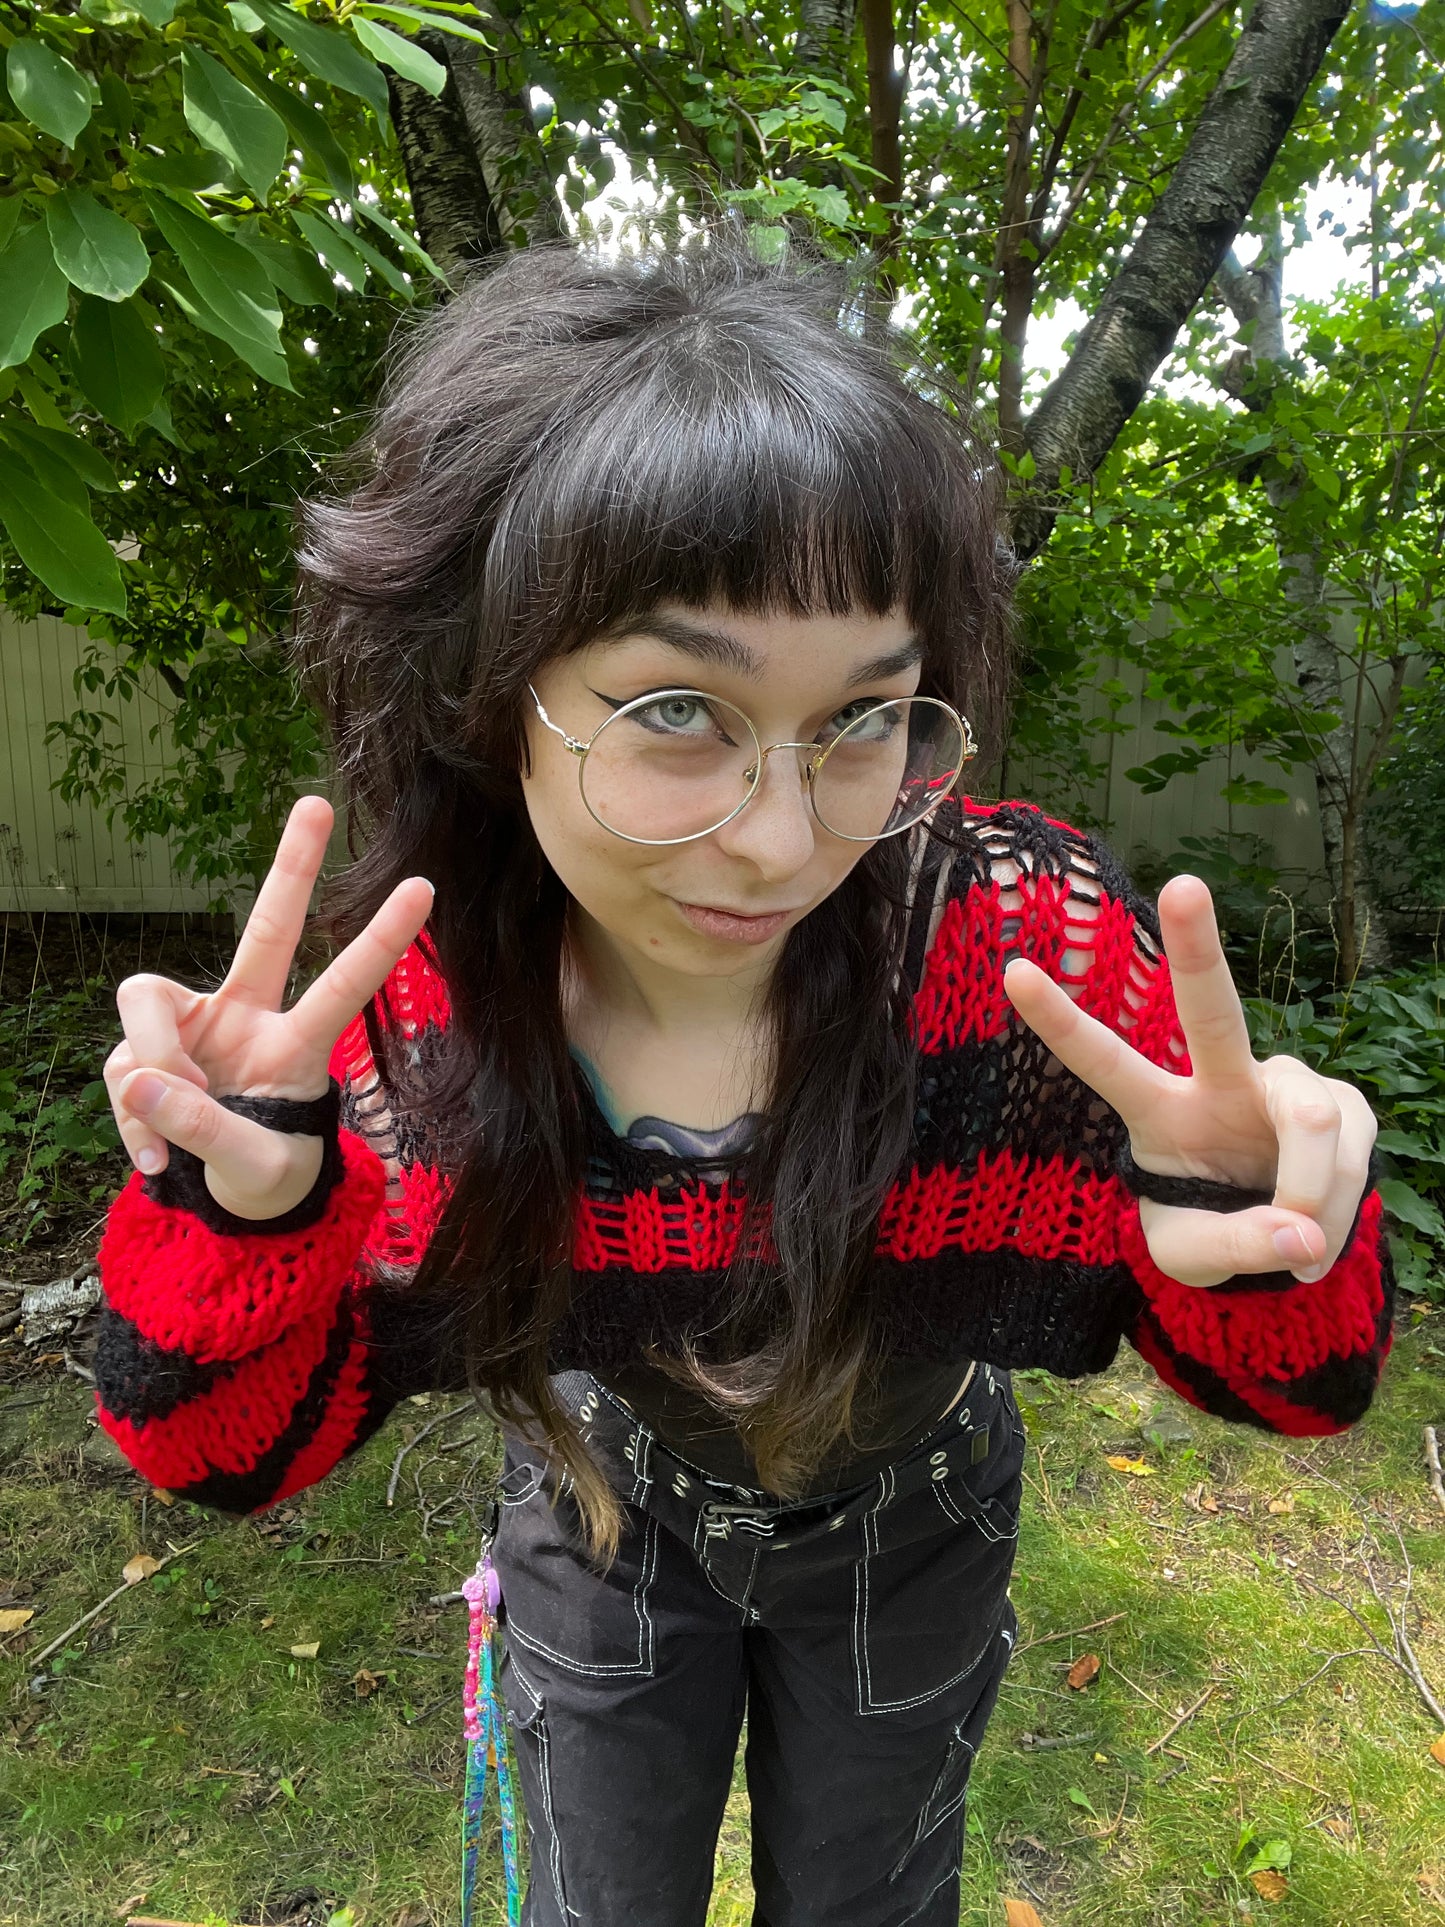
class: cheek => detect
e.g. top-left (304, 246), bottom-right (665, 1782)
top-left (522, 752), bottom-right (656, 917)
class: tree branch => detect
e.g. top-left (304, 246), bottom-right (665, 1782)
top-left (1014, 0), bottom-right (1352, 561)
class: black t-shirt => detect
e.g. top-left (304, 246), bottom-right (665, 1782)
top-left (597, 1354), bottom-right (977, 1494)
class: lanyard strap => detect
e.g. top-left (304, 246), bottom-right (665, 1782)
top-left (461, 1546), bottom-right (522, 1927)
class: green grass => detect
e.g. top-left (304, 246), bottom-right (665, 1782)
top-left (3, 1313), bottom-right (1444, 1927)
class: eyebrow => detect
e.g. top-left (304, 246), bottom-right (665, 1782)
top-left (598, 612), bottom-right (925, 687)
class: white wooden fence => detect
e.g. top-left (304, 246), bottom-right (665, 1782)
top-left (0, 601), bottom-right (1392, 922)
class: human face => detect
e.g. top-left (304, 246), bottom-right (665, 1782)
top-left (521, 601), bottom-right (927, 988)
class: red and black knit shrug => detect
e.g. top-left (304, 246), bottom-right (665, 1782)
top-left (90, 798), bottom-right (1395, 1516)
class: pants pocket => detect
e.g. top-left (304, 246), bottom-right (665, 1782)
top-left (852, 1408), bottom-right (1023, 1715)
top-left (888, 1720), bottom-right (977, 1884)
top-left (494, 1435), bottom-right (661, 1680)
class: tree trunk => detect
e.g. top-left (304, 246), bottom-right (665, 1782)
top-left (794, 0), bottom-right (860, 77)
top-left (1013, 0), bottom-right (1352, 559)
top-left (861, 0), bottom-right (904, 257)
top-left (1214, 246), bottom-right (1396, 975)
top-left (386, 10), bottom-right (562, 282)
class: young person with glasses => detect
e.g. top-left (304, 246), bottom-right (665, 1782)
top-left (94, 224), bottom-right (1391, 1927)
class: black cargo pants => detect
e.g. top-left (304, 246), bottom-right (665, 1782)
top-left (489, 1362), bottom-right (1025, 1927)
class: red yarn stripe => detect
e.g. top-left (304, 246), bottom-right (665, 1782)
top-left (1117, 1191), bottom-right (1386, 1383)
top-left (92, 1301), bottom-right (339, 1487)
top-left (96, 1131), bottom-right (386, 1361)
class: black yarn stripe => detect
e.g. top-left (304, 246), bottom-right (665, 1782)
top-left (174, 1296), bottom-right (357, 1515)
top-left (92, 1304), bottom-right (238, 1425)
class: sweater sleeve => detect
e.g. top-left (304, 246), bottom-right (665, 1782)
top-left (91, 935), bottom-right (468, 1515)
top-left (1033, 812), bottom-right (1394, 1436)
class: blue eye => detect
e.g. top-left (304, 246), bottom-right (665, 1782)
top-left (635, 696), bottom-right (715, 735)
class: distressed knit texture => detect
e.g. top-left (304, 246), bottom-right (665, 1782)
top-left (92, 798), bottom-right (1395, 1514)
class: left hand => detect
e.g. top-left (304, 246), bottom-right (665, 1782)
top-left (1001, 874), bottom-right (1378, 1290)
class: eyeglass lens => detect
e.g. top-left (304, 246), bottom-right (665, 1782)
top-left (579, 693), bottom-right (964, 843)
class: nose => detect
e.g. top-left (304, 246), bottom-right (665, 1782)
top-left (711, 743), bottom-right (817, 879)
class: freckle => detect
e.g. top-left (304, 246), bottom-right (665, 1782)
top-left (648, 937), bottom-right (660, 946)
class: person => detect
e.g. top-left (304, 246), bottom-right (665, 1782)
top-left (93, 224), bottom-right (1392, 1927)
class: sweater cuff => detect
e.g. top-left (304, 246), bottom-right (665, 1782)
top-left (1115, 1143), bottom-right (1381, 1295)
top-left (141, 1079), bottom-right (344, 1235)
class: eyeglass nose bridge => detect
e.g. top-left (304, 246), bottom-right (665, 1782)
top-left (741, 740), bottom-right (829, 787)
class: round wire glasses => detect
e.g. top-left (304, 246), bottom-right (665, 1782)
top-left (528, 683), bottom-right (976, 846)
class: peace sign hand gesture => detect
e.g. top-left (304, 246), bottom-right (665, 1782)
top-left (103, 795), bottom-right (434, 1222)
top-left (1002, 875), bottom-right (1379, 1290)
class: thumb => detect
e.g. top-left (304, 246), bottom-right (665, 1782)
top-left (1138, 1199), bottom-right (1329, 1289)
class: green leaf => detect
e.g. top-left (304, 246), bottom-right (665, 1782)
top-left (1377, 1177), bottom-right (1445, 1241)
top-left (359, 3), bottom-right (494, 50)
top-left (137, 390), bottom-right (187, 449)
top-left (0, 424), bottom-right (86, 513)
top-left (350, 14), bottom-right (447, 95)
top-left (142, 192), bottom-right (293, 390)
top-left (236, 233), bottom-right (339, 309)
top-left (69, 292), bottom-right (165, 429)
top-left (290, 204), bottom-right (373, 292)
top-left (6, 39), bottom-right (94, 148)
top-left (807, 183), bottom-right (851, 228)
top-left (181, 45), bottom-right (289, 203)
top-left (226, 48), bottom-right (358, 201)
top-left (134, 0), bottom-right (181, 22)
top-left (45, 189), bottom-right (151, 302)
top-left (0, 197), bottom-right (26, 254)
top-left (0, 450), bottom-right (126, 614)
top-left (352, 197), bottom-right (446, 282)
top-left (0, 223), bottom-right (71, 370)
top-left (5, 417), bottom-right (119, 495)
top-left (321, 209), bottom-right (412, 298)
top-left (246, 0), bottom-right (390, 119)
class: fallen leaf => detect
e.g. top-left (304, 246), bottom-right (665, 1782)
top-left (1429, 1734), bottom-right (1445, 1767)
top-left (1066, 1652), bottom-right (1101, 1690)
top-left (259, 1614), bottom-right (276, 1631)
top-left (289, 1640), bottom-right (320, 1659)
top-left (1267, 1491), bottom-right (1295, 1515)
top-left (122, 1553), bottom-right (161, 1586)
top-left (351, 1666), bottom-right (390, 1698)
top-left (0, 1607), bottom-right (36, 1634)
top-left (1003, 1904), bottom-right (1044, 1927)
top-left (1105, 1454), bottom-right (1156, 1476)
top-left (115, 1895), bottom-right (148, 1918)
top-left (1250, 1869), bottom-right (1288, 1900)
top-left (150, 1486), bottom-right (176, 1506)
top-left (34, 1352), bottom-right (64, 1367)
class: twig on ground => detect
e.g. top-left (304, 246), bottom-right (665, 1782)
top-left (1282, 1450), bottom-right (1445, 1730)
top-left (1013, 1611), bottom-right (1126, 1657)
top-left (429, 1588), bottom-right (466, 1607)
top-left (402, 1694), bottom-right (451, 1726)
top-left (1111, 1664), bottom-right (1171, 1716)
top-left (1425, 1426), bottom-right (1445, 1517)
top-left (1240, 1747), bottom-right (1332, 1801)
top-left (33, 1537), bottom-right (205, 1666)
top-left (386, 1398), bottom-right (475, 1507)
top-left (1145, 1685), bottom-right (1214, 1755)
top-left (1017, 1729), bottom-right (1096, 1750)
top-left (1083, 1773), bottom-right (1132, 1839)
top-left (1226, 1649), bottom-right (1379, 1733)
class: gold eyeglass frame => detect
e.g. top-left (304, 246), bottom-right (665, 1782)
top-left (527, 682), bottom-right (977, 848)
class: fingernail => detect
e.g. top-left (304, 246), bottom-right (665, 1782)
top-left (126, 1074), bottom-right (166, 1115)
top-left (1272, 1227), bottom-right (1312, 1264)
top-left (137, 1147), bottom-right (163, 1174)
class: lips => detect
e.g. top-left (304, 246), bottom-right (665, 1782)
top-left (673, 899), bottom-right (801, 945)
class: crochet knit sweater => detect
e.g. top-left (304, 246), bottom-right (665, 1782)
top-left (90, 798), bottom-right (1395, 1515)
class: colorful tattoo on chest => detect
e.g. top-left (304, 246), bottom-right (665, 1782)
top-left (570, 1048), bottom-right (762, 1163)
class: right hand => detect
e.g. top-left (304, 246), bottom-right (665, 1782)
top-left (104, 794), bottom-right (435, 1221)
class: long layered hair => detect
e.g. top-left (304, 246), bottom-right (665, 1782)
top-left (291, 220), bottom-right (1017, 1558)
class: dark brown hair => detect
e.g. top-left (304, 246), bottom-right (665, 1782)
top-left (291, 217), bottom-right (1016, 1558)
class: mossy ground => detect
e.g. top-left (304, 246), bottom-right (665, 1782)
top-left (3, 1314), bottom-right (1443, 1927)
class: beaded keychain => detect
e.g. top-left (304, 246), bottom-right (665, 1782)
top-left (461, 1543), bottom-right (522, 1927)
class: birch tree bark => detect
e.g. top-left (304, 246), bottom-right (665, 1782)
top-left (386, 5), bottom-right (563, 282)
